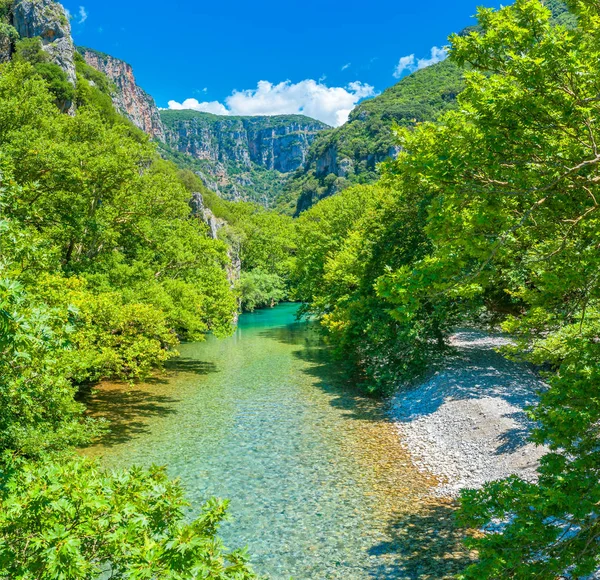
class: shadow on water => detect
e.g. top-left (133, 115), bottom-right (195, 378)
top-left (259, 322), bottom-right (384, 423)
top-left (367, 503), bottom-right (474, 579)
top-left (83, 387), bottom-right (181, 447)
top-left (83, 359), bottom-right (219, 448)
top-left (165, 357), bottom-right (219, 376)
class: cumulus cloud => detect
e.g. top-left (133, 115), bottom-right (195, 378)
top-left (168, 99), bottom-right (229, 115)
top-left (393, 54), bottom-right (416, 78)
top-left (168, 79), bottom-right (376, 127)
top-left (417, 46), bottom-right (448, 68)
top-left (393, 46), bottom-right (448, 78)
top-left (78, 6), bottom-right (88, 24)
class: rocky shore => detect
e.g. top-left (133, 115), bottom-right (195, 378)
top-left (391, 330), bottom-right (548, 497)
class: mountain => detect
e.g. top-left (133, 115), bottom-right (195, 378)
top-left (2, 0), bottom-right (571, 213)
top-left (277, 0), bottom-right (573, 216)
top-left (277, 59), bottom-right (465, 215)
top-left (159, 111), bottom-right (329, 205)
top-left (78, 47), bottom-right (165, 140)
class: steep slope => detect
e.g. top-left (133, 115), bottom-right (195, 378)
top-left (78, 47), bottom-right (165, 140)
top-left (0, 0), bottom-right (76, 109)
top-left (160, 111), bottom-right (329, 205)
top-left (279, 0), bottom-right (573, 216)
top-left (277, 59), bottom-right (465, 214)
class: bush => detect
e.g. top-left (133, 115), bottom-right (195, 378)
top-left (12, 37), bottom-right (74, 106)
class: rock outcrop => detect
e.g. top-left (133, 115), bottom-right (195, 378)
top-left (79, 47), bottom-right (165, 140)
top-left (189, 192), bottom-right (225, 240)
top-left (189, 191), bottom-right (241, 289)
top-left (10, 0), bottom-right (76, 85)
top-left (160, 111), bottom-right (329, 205)
top-left (0, 33), bottom-right (12, 64)
top-left (163, 112), bottom-right (327, 172)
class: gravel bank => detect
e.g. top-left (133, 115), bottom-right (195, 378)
top-left (391, 330), bottom-right (548, 497)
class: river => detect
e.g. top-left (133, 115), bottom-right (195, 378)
top-left (85, 303), bottom-right (466, 579)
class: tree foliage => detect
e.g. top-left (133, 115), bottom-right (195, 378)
top-left (12, 38), bottom-right (74, 107)
top-left (177, 170), bottom-right (296, 311)
top-left (276, 59), bottom-right (466, 215)
top-left (293, 0), bottom-right (600, 574)
top-left (0, 54), bottom-right (255, 578)
top-left (0, 459), bottom-right (257, 580)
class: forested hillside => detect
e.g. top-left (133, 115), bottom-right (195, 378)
top-left (293, 0), bottom-right (600, 575)
top-left (277, 0), bottom-right (575, 216)
top-left (277, 59), bottom-right (465, 214)
top-left (1, 0), bottom-right (599, 577)
top-left (0, 1), bottom-right (267, 576)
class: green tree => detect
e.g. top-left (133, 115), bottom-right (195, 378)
top-left (0, 55), bottom-right (256, 578)
top-left (0, 459), bottom-right (258, 580)
top-left (12, 38), bottom-right (74, 107)
top-left (374, 0), bottom-right (600, 575)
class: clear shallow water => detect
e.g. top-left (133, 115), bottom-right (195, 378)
top-left (85, 304), bottom-right (465, 579)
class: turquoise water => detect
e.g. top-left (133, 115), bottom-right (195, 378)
top-left (86, 304), bottom-right (450, 579)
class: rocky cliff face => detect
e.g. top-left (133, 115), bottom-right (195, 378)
top-left (189, 191), bottom-right (241, 294)
top-left (277, 59), bottom-right (466, 215)
top-left (160, 111), bottom-right (329, 205)
top-left (8, 0), bottom-right (76, 95)
top-left (79, 47), bottom-right (165, 140)
top-left (162, 112), bottom-right (327, 172)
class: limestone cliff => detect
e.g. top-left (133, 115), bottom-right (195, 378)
top-left (189, 191), bottom-right (241, 290)
top-left (79, 47), bottom-right (165, 140)
top-left (7, 0), bottom-right (76, 97)
top-left (160, 111), bottom-right (329, 205)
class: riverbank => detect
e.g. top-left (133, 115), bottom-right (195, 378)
top-left (84, 304), bottom-right (462, 579)
top-left (391, 330), bottom-right (548, 497)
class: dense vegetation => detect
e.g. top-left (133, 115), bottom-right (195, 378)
top-left (276, 0), bottom-right (575, 218)
top-left (0, 43), bottom-right (258, 578)
top-left (293, 0), bottom-right (599, 576)
top-left (2, 0), bottom-right (596, 577)
top-left (177, 169), bottom-right (296, 312)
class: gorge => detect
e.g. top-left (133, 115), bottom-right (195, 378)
top-left (0, 0), bottom-right (598, 579)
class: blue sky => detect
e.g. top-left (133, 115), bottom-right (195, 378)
top-left (65, 0), bottom-right (503, 126)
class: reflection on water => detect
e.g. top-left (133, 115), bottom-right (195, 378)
top-left (84, 303), bottom-right (469, 579)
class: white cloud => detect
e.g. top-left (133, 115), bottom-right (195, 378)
top-left (78, 6), bottom-right (88, 23)
top-left (393, 54), bottom-right (416, 78)
top-left (341, 62), bottom-right (351, 71)
top-left (393, 46), bottom-right (448, 78)
top-left (417, 46), bottom-right (448, 69)
top-left (167, 99), bottom-right (229, 115)
top-left (168, 79), bottom-right (376, 127)
top-left (64, 7), bottom-right (71, 19)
